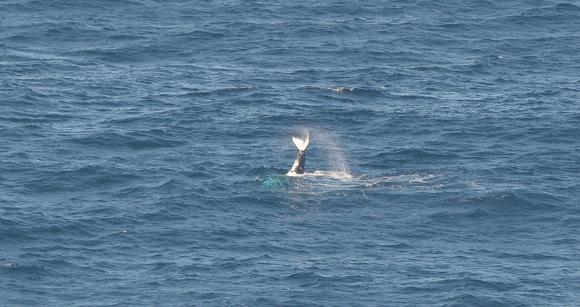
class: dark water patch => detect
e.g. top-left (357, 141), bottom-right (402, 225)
top-left (294, 24), bottom-right (354, 37)
top-left (497, 4), bottom-right (580, 28)
top-left (561, 215), bottom-right (580, 226)
top-left (64, 43), bottom-right (186, 64)
top-left (174, 86), bottom-right (257, 98)
top-left (223, 241), bottom-right (307, 255)
top-left (44, 23), bottom-right (103, 41)
top-left (201, 253), bottom-right (276, 272)
top-left (520, 3), bottom-right (580, 17)
top-left (284, 271), bottom-right (374, 286)
top-left (363, 148), bottom-right (460, 168)
top-left (497, 251), bottom-right (569, 262)
top-left (0, 218), bottom-right (33, 242)
top-left (168, 30), bottom-right (227, 41)
top-left (0, 112), bottom-right (74, 124)
top-left (357, 241), bottom-right (411, 250)
top-left (284, 272), bottom-right (328, 283)
top-left (0, 262), bottom-right (56, 278)
top-left (461, 190), bottom-right (562, 213)
top-left (431, 21), bottom-right (481, 33)
top-left (20, 162), bottom-right (140, 194)
top-left (408, 64), bottom-right (453, 74)
top-left (0, 217), bottom-right (24, 229)
top-left (69, 129), bottom-right (185, 150)
top-left (140, 208), bottom-right (189, 223)
top-left (28, 219), bottom-right (104, 240)
top-left (553, 238), bottom-right (580, 245)
top-left (7, 0), bottom-right (147, 12)
top-left (449, 55), bottom-right (505, 74)
top-left (182, 168), bottom-right (215, 179)
top-left (248, 166), bottom-right (284, 176)
top-left (432, 277), bottom-right (518, 292)
top-left (210, 227), bottom-right (256, 240)
top-left (440, 294), bottom-right (525, 307)
top-left (428, 208), bottom-right (494, 224)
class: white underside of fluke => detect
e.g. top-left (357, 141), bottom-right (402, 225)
top-left (292, 135), bottom-right (310, 151)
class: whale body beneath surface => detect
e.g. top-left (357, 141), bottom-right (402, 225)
top-left (287, 131), bottom-right (311, 176)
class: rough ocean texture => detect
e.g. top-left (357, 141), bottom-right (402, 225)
top-left (1, 0), bottom-right (579, 306)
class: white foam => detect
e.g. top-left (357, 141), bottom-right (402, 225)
top-left (305, 170), bottom-right (353, 180)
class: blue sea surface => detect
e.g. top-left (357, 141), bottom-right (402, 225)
top-left (1, 0), bottom-right (580, 305)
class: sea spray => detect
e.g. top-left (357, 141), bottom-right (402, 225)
top-left (309, 128), bottom-right (352, 179)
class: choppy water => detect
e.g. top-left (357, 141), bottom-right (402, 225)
top-left (2, 0), bottom-right (580, 305)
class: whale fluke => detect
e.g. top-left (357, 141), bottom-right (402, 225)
top-left (292, 134), bottom-right (310, 152)
top-left (288, 131), bottom-right (311, 175)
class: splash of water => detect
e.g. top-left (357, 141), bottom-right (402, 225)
top-left (308, 128), bottom-right (352, 179)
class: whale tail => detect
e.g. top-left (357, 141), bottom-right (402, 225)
top-left (288, 131), bottom-right (311, 175)
top-left (292, 131), bottom-right (310, 152)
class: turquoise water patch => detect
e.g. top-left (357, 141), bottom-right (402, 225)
top-left (261, 175), bottom-right (289, 189)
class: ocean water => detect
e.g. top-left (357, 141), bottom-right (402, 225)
top-left (1, 0), bottom-right (580, 305)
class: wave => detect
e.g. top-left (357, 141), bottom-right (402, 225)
top-left (439, 294), bottom-right (521, 307)
top-left (428, 208), bottom-right (494, 222)
top-left (64, 43), bottom-right (181, 63)
top-left (20, 161), bottom-right (140, 193)
top-left (302, 85), bottom-right (387, 98)
top-left (460, 190), bottom-right (561, 212)
top-left (0, 262), bottom-right (54, 277)
top-left (294, 25), bottom-right (353, 37)
top-left (3, 21), bottom-right (104, 45)
top-left (496, 251), bottom-right (569, 261)
top-left (168, 30), bottom-right (227, 41)
top-left (519, 3), bottom-right (580, 17)
top-left (283, 271), bottom-right (373, 285)
top-left (403, 276), bottom-right (518, 294)
top-left (3, 0), bottom-right (148, 12)
top-left (363, 148), bottom-right (460, 168)
top-left (495, 3), bottom-right (580, 27)
top-left (69, 129), bottom-right (185, 150)
top-left (0, 217), bottom-right (32, 242)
